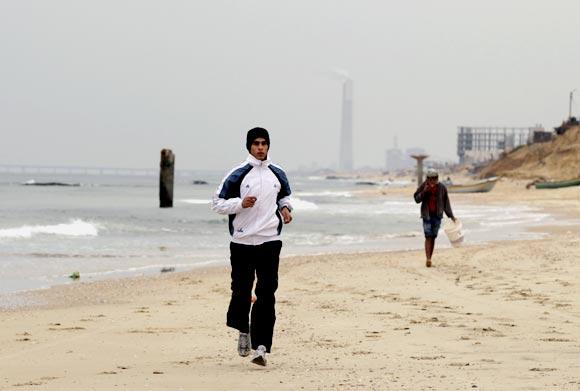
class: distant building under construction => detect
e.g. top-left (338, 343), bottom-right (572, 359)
top-left (457, 125), bottom-right (545, 164)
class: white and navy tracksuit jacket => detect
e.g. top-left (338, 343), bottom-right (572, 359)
top-left (212, 155), bottom-right (292, 246)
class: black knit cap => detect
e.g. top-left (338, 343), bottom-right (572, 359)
top-left (246, 127), bottom-right (270, 152)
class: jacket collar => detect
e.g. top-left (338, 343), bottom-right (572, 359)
top-left (246, 154), bottom-right (271, 167)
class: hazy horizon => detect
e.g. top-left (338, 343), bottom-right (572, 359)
top-left (2, 1), bottom-right (579, 171)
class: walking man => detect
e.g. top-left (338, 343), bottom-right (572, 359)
top-left (212, 127), bottom-right (293, 366)
top-left (413, 168), bottom-right (456, 268)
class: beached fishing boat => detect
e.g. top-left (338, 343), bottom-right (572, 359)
top-left (535, 178), bottom-right (580, 189)
top-left (447, 177), bottom-right (499, 193)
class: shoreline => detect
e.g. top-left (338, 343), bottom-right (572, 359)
top-left (2, 179), bottom-right (579, 307)
top-left (2, 216), bottom-right (576, 311)
top-left (2, 217), bottom-right (577, 313)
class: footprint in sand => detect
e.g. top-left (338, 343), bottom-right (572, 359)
top-left (14, 377), bottom-right (59, 387)
top-left (546, 326), bottom-right (566, 335)
top-left (410, 355), bottom-right (445, 360)
top-left (540, 337), bottom-right (573, 342)
top-left (16, 332), bottom-right (32, 342)
top-left (211, 286), bottom-right (228, 295)
top-left (173, 360), bottom-right (193, 366)
top-left (449, 362), bottom-right (471, 367)
top-left (364, 331), bottom-right (382, 339)
top-left (48, 325), bottom-right (86, 331)
top-left (128, 326), bottom-right (193, 335)
top-left (474, 327), bottom-right (505, 337)
top-left (352, 350), bottom-right (373, 356)
top-left (179, 277), bottom-right (202, 285)
top-left (13, 381), bottom-right (44, 387)
top-left (317, 302), bottom-right (349, 313)
top-left (529, 367), bottom-right (557, 372)
top-left (313, 338), bottom-right (349, 348)
top-left (480, 358), bottom-right (501, 364)
top-left (369, 311), bottom-right (392, 316)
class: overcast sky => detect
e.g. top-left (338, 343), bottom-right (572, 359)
top-left (1, 0), bottom-right (579, 171)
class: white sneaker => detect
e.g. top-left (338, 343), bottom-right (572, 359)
top-left (238, 333), bottom-right (251, 357)
top-left (251, 345), bottom-right (267, 366)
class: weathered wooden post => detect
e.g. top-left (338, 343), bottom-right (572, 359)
top-left (159, 149), bottom-right (175, 208)
top-left (411, 154), bottom-right (428, 185)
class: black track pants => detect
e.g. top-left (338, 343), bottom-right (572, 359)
top-left (226, 240), bottom-right (282, 353)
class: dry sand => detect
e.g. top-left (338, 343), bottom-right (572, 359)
top-left (1, 182), bottom-right (579, 391)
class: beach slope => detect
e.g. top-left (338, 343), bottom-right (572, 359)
top-left (1, 230), bottom-right (579, 390)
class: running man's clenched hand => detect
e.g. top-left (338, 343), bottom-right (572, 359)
top-left (242, 196), bottom-right (257, 208)
top-left (280, 207), bottom-right (292, 224)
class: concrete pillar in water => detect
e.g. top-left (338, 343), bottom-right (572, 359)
top-left (159, 149), bottom-right (175, 208)
top-left (411, 154), bottom-right (428, 185)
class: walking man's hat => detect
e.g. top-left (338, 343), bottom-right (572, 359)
top-left (426, 168), bottom-right (439, 178)
top-left (246, 127), bottom-right (270, 152)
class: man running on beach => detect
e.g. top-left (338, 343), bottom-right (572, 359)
top-left (211, 127), bottom-right (293, 366)
top-left (413, 168), bottom-right (456, 268)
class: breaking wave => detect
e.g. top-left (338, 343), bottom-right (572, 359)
top-left (0, 219), bottom-right (99, 239)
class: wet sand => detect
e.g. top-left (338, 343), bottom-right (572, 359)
top-left (1, 181), bottom-right (579, 390)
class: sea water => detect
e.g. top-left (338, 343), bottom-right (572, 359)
top-left (0, 170), bottom-right (561, 296)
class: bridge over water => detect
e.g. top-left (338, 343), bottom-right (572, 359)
top-left (0, 164), bottom-right (198, 177)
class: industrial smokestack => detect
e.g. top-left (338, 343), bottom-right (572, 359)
top-left (327, 68), bottom-right (354, 171)
top-left (338, 76), bottom-right (353, 171)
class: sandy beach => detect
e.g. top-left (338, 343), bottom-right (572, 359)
top-left (1, 182), bottom-right (579, 391)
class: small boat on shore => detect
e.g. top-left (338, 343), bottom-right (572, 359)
top-left (535, 178), bottom-right (580, 189)
top-left (447, 177), bottom-right (499, 193)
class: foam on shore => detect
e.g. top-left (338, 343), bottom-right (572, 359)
top-left (0, 219), bottom-right (99, 239)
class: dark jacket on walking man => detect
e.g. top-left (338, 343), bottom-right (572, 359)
top-left (211, 127), bottom-right (293, 366)
top-left (413, 168), bottom-right (456, 268)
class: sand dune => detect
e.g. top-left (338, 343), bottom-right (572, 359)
top-left (478, 126), bottom-right (580, 181)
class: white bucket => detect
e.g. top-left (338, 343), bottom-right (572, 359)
top-left (443, 218), bottom-right (464, 246)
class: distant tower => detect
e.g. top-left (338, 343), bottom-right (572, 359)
top-left (339, 78), bottom-right (353, 171)
top-left (411, 154), bottom-right (429, 185)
